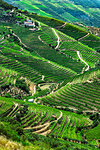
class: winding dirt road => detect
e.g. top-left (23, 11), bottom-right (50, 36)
top-left (77, 51), bottom-right (89, 71)
top-left (56, 23), bottom-right (67, 29)
top-left (57, 111), bottom-right (63, 121)
top-left (24, 110), bottom-right (63, 136)
top-left (38, 35), bottom-right (47, 44)
top-left (52, 28), bottom-right (60, 49)
top-left (78, 33), bottom-right (90, 41)
top-left (13, 33), bottom-right (29, 48)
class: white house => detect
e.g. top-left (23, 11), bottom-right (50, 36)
top-left (24, 19), bottom-right (35, 27)
top-left (28, 99), bottom-right (34, 103)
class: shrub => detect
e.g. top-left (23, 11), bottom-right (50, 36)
top-left (4, 93), bottom-right (11, 98)
top-left (0, 122), bottom-right (20, 141)
top-left (15, 79), bottom-right (29, 93)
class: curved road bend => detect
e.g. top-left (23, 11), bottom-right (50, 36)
top-left (77, 51), bottom-right (89, 71)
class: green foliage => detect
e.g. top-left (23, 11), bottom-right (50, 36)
top-left (86, 124), bottom-right (100, 140)
top-left (0, 121), bottom-right (20, 141)
top-left (0, 2), bottom-right (100, 149)
top-left (80, 33), bottom-right (100, 52)
top-left (33, 89), bottom-right (49, 98)
top-left (4, 93), bottom-right (11, 98)
top-left (15, 79), bottom-right (29, 93)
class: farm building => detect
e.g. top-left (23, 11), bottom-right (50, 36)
top-left (24, 19), bottom-right (35, 27)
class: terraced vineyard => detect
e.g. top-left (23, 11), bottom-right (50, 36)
top-left (0, 66), bottom-right (18, 86)
top-left (57, 30), bottom-right (100, 68)
top-left (9, 23), bottom-right (85, 74)
top-left (0, 97), bottom-right (92, 142)
top-left (40, 26), bottom-right (58, 47)
top-left (0, 25), bottom-right (76, 84)
top-left (29, 23), bottom-right (100, 69)
top-left (27, 13), bottom-right (100, 52)
top-left (40, 70), bottom-right (100, 112)
top-left (79, 33), bottom-right (100, 52)
top-left (49, 111), bottom-right (90, 141)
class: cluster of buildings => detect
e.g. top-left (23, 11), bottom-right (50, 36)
top-left (0, 8), bottom-right (40, 31)
top-left (24, 19), bottom-right (35, 27)
top-left (2, 9), bottom-right (16, 16)
top-left (17, 19), bottom-right (39, 31)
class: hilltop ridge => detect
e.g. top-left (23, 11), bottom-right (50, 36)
top-left (3, 0), bottom-right (100, 27)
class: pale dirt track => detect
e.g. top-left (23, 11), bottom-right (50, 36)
top-left (77, 51), bottom-right (89, 71)
top-left (78, 33), bottom-right (90, 41)
top-left (52, 28), bottom-right (60, 49)
top-left (24, 110), bottom-right (63, 136)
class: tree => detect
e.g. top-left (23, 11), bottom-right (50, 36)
top-left (16, 113), bottom-right (21, 122)
top-left (35, 21), bottom-right (39, 26)
top-left (16, 127), bottom-right (24, 135)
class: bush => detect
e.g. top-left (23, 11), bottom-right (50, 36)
top-left (15, 79), bottom-right (29, 93)
top-left (16, 127), bottom-right (24, 136)
top-left (0, 122), bottom-right (20, 141)
top-left (4, 93), bottom-right (11, 98)
top-left (33, 89), bottom-right (49, 98)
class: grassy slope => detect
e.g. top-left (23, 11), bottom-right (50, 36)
top-left (0, 136), bottom-right (41, 150)
top-left (4, 0), bottom-right (100, 27)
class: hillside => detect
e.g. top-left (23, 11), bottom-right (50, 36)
top-left (39, 69), bottom-right (100, 111)
top-left (3, 0), bottom-right (100, 27)
top-left (1, 96), bottom-right (99, 150)
top-left (0, 0), bottom-right (100, 149)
